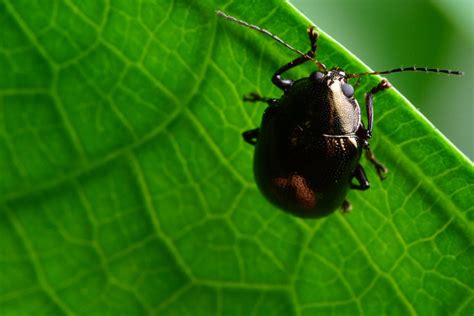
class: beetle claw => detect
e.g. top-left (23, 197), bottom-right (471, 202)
top-left (375, 164), bottom-right (389, 180)
top-left (380, 79), bottom-right (392, 89)
top-left (243, 92), bottom-right (262, 102)
top-left (341, 200), bottom-right (352, 213)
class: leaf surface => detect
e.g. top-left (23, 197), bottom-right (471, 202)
top-left (0, 1), bottom-right (472, 315)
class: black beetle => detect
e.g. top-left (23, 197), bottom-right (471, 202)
top-left (217, 11), bottom-right (463, 218)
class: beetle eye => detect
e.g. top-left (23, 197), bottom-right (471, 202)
top-left (310, 71), bottom-right (324, 81)
top-left (341, 83), bottom-right (354, 98)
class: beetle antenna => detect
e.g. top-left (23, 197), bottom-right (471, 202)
top-left (216, 10), bottom-right (314, 61)
top-left (347, 66), bottom-right (464, 78)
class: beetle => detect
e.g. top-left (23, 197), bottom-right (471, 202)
top-left (217, 11), bottom-right (464, 218)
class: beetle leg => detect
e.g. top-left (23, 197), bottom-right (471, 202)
top-left (243, 93), bottom-right (278, 106)
top-left (365, 145), bottom-right (388, 180)
top-left (341, 200), bottom-right (352, 213)
top-left (242, 128), bottom-right (259, 145)
top-left (272, 26), bottom-right (321, 91)
top-left (350, 164), bottom-right (370, 190)
top-left (364, 79), bottom-right (392, 136)
top-left (357, 79), bottom-right (391, 180)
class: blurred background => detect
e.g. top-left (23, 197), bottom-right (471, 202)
top-left (292, 0), bottom-right (473, 159)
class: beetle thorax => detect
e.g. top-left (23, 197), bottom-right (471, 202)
top-left (322, 70), bottom-right (361, 135)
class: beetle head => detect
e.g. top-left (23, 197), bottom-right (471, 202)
top-left (310, 69), bottom-right (355, 99)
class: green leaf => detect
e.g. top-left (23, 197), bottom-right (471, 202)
top-left (0, 0), bottom-right (472, 315)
